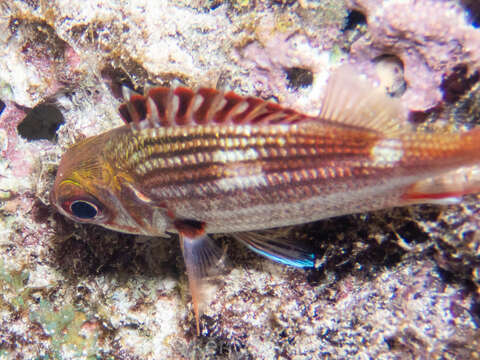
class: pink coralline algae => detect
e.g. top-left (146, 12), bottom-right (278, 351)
top-left (0, 102), bottom-right (35, 178)
top-left (347, 0), bottom-right (480, 111)
top-left (241, 17), bottom-right (331, 115)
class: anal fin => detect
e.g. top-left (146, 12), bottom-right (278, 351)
top-left (402, 165), bottom-right (480, 205)
top-left (174, 219), bottom-right (223, 335)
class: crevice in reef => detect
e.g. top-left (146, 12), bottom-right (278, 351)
top-left (101, 64), bottom-right (139, 100)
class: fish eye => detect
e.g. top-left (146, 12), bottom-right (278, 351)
top-left (69, 200), bottom-right (99, 219)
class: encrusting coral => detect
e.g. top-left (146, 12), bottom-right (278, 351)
top-left (348, 0), bottom-right (480, 111)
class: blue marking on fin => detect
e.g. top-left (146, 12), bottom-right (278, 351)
top-left (243, 244), bottom-right (315, 268)
top-left (233, 230), bottom-right (315, 268)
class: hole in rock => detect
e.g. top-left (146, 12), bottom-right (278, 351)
top-left (441, 64), bottom-right (479, 104)
top-left (343, 9), bottom-right (367, 31)
top-left (17, 103), bottom-right (64, 141)
top-left (373, 54), bottom-right (407, 97)
top-left (284, 67), bottom-right (313, 90)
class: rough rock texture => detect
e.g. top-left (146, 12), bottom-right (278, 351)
top-left (348, 0), bottom-right (480, 112)
top-left (0, 0), bottom-right (479, 359)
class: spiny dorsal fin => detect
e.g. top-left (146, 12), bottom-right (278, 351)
top-left (119, 66), bottom-right (411, 134)
top-left (118, 86), bottom-right (312, 130)
top-left (319, 65), bottom-right (411, 136)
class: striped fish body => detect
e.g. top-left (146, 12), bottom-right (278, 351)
top-left (93, 120), bottom-right (476, 235)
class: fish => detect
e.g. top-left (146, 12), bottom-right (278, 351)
top-left (50, 66), bottom-right (480, 334)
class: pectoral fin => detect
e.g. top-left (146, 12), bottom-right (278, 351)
top-left (233, 229), bottom-right (315, 268)
top-left (174, 219), bottom-right (223, 335)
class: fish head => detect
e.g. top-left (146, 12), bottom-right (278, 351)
top-left (50, 129), bottom-right (165, 235)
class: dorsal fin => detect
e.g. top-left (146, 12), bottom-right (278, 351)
top-left (118, 86), bottom-right (312, 130)
top-left (118, 66), bottom-right (411, 135)
top-left (319, 65), bottom-right (411, 136)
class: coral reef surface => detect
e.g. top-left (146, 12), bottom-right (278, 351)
top-left (0, 0), bottom-right (479, 359)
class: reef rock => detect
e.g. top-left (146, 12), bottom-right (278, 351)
top-left (0, 0), bottom-right (479, 359)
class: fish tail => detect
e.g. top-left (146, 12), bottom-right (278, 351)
top-left (402, 126), bottom-right (480, 166)
top-left (401, 126), bottom-right (480, 203)
top-left (447, 126), bottom-right (480, 164)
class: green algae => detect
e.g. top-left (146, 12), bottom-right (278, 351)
top-left (0, 261), bottom-right (100, 359)
top-left (0, 262), bottom-right (31, 312)
top-left (0, 80), bottom-right (13, 101)
top-left (30, 299), bottom-right (99, 359)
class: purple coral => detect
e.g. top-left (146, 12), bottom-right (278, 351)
top-left (348, 0), bottom-right (480, 111)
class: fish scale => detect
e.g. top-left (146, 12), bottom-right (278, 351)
top-left (107, 123), bottom-right (379, 176)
